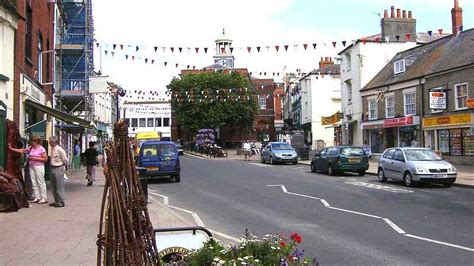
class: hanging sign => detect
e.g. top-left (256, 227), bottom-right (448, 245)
top-left (429, 91), bottom-right (446, 109)
top-left (467, 98), bottom-right (474, 109)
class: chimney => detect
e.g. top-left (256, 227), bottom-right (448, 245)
top-left (384, 9), bottom-right (388, 18)
top-left (391, 6), bottom-right (395, 18)
top-left (402, 10), bottom-right (407, 18)
top-left (451, 0), bottom-right (463, 36)
top-left (381, 6), bottom-right (416, 42)
top-left (396, 8), bottom-right (401, 18)
top-left (319, 57), bottom-right (334, 70)
top-left (408, 11), bottom-right (412, 18)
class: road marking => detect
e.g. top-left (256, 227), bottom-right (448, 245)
top-left (250, 163), bottom-right (272, 167)
top-left (345, 181), bottom-right (413, 193)
top-left (184, 152), bottom-right (207, 160)
top-left (209, 229), bottom-right (241, 242)
top-left (149, 191), bottom-right (169, 205)
top-left (267, 184), bottom-right (473, 252)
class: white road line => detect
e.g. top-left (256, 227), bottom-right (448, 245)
top-left (267, 184), bottom-right (473, 252)
top-left (166, 204), bottom-right (195, 214)
top-left (345, 181), bottom-right (413, 193)
top-left (192, 213), bottom-right (205, 227)
top-left (250, 163), bottom-right (272, 167)
top-left (184, 152), bottom-right (206, 160)
top-left (405, 234), bottom-right (474, 252)
top-left (382, 218), bottom-right (406, 234)
top-left (208, 229), bottom-right (241, 242)
top-left (149, 191), bottom-right (169, 205)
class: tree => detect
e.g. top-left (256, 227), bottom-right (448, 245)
top-left (167, 71), bottom-right (258, 133)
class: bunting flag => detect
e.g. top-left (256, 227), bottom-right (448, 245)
top-left (332, 41), bottom-right (337, 48)
top-left (275, 45), bottom-right (280, 52)
top-left (204, 47), bottom-right (208, 53)
top-left (171, 47), bottom-right (175, 53)
top-left (428, 30), bottom-right (433, 37)
top-left (247, 47), bottom-right (251, 53)
top-left (395, 35), bottom-right (400, 41)
top-left (221, 47), bottom-right (225, 53)
top-left (132, 56), bottom-right (135, 61)
top-left (105, 50), bottom-right (108, 55)
top-left (125, 55), bottom-right (129, 59)
top-left (151, 59), bottom-right (155, 64)
top-left (438, 28), bottom-right (443, 35)
top-left (257, 46), bottom-right (261, 53)
top-left (154, 46), bottom-right (158, 52)
top-left (265, 46), bottom-right (270, 52)
top-left (293, 44), bottom-right (298, 51)
top-left (162, 47), bottom-right (166, 53)
top-left (120, 44), bottom-right (124, 50)
top-left (96, 43), bottom-right (100, 48)
top-left (145, 58), bottom-right (148, 64)
top-left (374, 37), bottom-right (381, 43)
top-left (312, 43), bottom-right (317, 49)
top-left (111, 52), bottom-right (115, 56)
top-left (361, 37), bottom-right (367, 45)
top-left (179, 47), bottom-right (183, 53)
top-left (230, 47), bottom-right (234, 53)
top-left (187, 47), bottom-right (191, 53)
top-left (405, 33), bottom-right (411, 41)
top-left (136, 46), bottom-right (139, 52)
top-left (176, 63), bottom-right (179, 68)
top-left (384, 37), bottom-right (390, 43)
top-left (195, 47), bottom-right (199, 53)
top-left (113, 44), bottom-right (117, 50)
top-left (303, 44), bottom-right (308, 50)
top-left (284, 45), bottom-right (289, 51)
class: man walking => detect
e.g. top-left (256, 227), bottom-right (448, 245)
top-left (84, 142), bottom-right (98, 186)
top-left (48, 136), bottom-right (68, 208)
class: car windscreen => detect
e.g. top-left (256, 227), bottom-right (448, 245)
top-left (404, 149), bottom-right (442, 161)
top-left (341, 147), bottom-right (365, 156)
top-left (272, 143), bottom-right (293, 150)
top-left (141, 144), bottom-right (176, 158)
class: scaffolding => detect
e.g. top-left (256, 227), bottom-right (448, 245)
top-left (55, 0), bottom-right (94, 124)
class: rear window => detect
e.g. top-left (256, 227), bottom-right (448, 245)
top-left (142, 144), bottom-right (176, 157)
top-left (341, 147), bottom-right (365, 156)
top-left (272, 143), bottom-right (293, 150)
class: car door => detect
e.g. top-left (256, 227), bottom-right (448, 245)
top-left (263, 145), bottom-right (271, 161)
top-left (314, 148), bottom-right (327, 170)
top-left (392, 149), bottom-right (406, 180)
top-left (380, 149), bottom-right (395, 178)
top-left (320, 147), bottom-right (334, 171)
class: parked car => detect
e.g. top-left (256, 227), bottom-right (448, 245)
top-left (377, 147), bottom-right (457, 187)
top-left (137, 141), bottom-right (181, 182)
top-left (175, 143), bottom-right (184, 155)
top-left (261, 142), bottom-right (298, 165)
top-left (310, 146), bottom-right (369, 176)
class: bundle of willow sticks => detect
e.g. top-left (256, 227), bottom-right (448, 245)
top-left (97, 120), bottom-right (158, 265)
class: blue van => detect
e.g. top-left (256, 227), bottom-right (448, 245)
top-left (138, 141), bottom-right (181, 182)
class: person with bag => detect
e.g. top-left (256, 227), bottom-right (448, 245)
top-left (48, 136), bottom-right (68, 208)
top-left (84, 142), bottom-right (99, 186)
top-left (8, 135), bottom-right (48, 204)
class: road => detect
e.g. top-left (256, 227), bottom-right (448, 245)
top-left (149, 155), bottom-right (474, 265)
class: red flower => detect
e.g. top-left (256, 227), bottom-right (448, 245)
top-left (279, 241), bottom-right (286, 247)
top-left (291, 233), bottom-right (302, 243)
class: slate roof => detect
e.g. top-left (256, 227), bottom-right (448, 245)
top-left (362, 28), bottom-right (474, 91)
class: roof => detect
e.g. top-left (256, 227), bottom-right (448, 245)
top-left (363, 28), bottom-right (474, 91)
top-left (204, 63), bottom-right (227, 70)
top-left (300, 64), bottom-right (341, 81)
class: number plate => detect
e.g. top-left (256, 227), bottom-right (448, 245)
top-left (432, 174), bottom-right (447, 178)
top-left (348, 158), bottom-right (361, 164)
top-left (147, 167), bottom-right (159, 171)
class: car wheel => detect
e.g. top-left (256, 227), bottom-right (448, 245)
top-left (173, 174), bottom-right (181, 183)
top-left (260, 156), bottom-right (265, 164)
top-left (443, 182), bottom-right (453, 188)
top-left (270, 156), bottom-right (275, 165)
top-left (327, 164), bottom-right (335, 176)
top-left (358, 170), bottom-right (366, 176)
top-left (311, 162), bottom-right (317, 173)
top-left (403, 172), bottom-right (414, 187)
top-left (378, 169), bottom-right (387, 182)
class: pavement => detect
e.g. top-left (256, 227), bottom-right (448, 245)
top-left (0, 165), bottom-right (191, 266)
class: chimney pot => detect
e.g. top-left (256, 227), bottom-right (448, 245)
top-left (408, 11), bottom-right (412, 18)
top-left (384, 10), bottom-right (388, 18)
top-left (452, 0), bottom-right (463, 36)
top-left (396, 8), bottom-right (401, 18)
top-left (391, 6), bottom-right (395, 18)
top-left (402, 10), bottom-right (407, 18)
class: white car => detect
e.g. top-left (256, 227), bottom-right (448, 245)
top-left (377, 148), bottom-right (457, 187)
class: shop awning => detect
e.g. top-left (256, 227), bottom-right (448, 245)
top-left (24, 99), bottom-right (91, 128)
top-left (55, 124), bottom-right (85, 134)
top-left (325, 119), bottom-right (355, 129)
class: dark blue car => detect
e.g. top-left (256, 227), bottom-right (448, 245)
top-left (138, 141), bottom-right (181, 182)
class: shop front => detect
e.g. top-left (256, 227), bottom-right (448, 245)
top-left (423, 112), bottom-right (473, 165)
top-left (362, 116), bottom-right (421, 156)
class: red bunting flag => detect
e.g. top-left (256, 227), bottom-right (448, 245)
top-left (284, 45), bottom-right (289, 51)
top-left (120, 44), bottom-right (124, 50)
top-left (247, 47), bottom-right (251, 53)
top-left (361, 37), bottom-right (367, 45)
top-left (303, 44), bottom-right (308, 50)
top-left (438, 28), bottom-right (443, 35)
top-left (374, 37), bottom-right (381, 43)
top-left (195, 47), bottom-right (199, 53)
top-left (405, 33), bottom-right (411, 40)
top-left (332, 41), bottom-right (337, 48)
top-left (275, 45), bottom-right (280, 52)
top-left (221, 47), bottom-right (225, 53)
top-left (132, 56), bottom-right (135, 61)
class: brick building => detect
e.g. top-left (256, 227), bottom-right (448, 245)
top-left (360, 1), bottom-right (473, 164)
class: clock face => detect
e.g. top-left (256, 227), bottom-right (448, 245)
top-left (214, 57), bottom-right (233, 68)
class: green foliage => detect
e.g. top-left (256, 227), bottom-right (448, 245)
top-left (167, 71), bottom-right (258, 133)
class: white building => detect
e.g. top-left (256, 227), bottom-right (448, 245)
top-left (299, 58), bottom-right (341, 150)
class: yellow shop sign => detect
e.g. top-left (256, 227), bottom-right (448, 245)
top-left (423, 113), bottom-right (472, 128)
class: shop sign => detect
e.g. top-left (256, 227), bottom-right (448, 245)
top-left (321, 112), bottom-right (343, 125)
top-left (383, 116), bottom-right (414, 128)
top-left (429, 91), bottom-right (446, 109)
top-left (423, 113), bottom-right (472, 128)
top-left (467, 98), bottom-right (474, 109)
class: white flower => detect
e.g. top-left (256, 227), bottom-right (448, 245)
top-left (213, 257), bottom-right (220, 262)
top-left (238, 258), bottom-right (244, 261)
top-left (243, 256), bottom-right (249, 260)
top-left (255, 259), bottom-right (260, 263)
top-left (219, 260), bottom-right (226, 264)
top-left (271, 246), bottom-right (276, 250)
top-left (209, 246), bottom-right (214, 250)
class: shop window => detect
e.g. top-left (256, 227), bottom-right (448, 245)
top-left (399, 126), bottom-right (417, 147)
top-left (463, 129), bottom-right (474, 155)
top-left (438, 129), bottom-right (472, 156)
top-left (385, 96), bottom-right (395, 118)
top-left (368, 99), bottom-right (377, 120)
top-left (369, 129), bottom-right (384, 153)
top-left (258, 95), bottom-right (267, 109)
top-left (163, 118), bottom-right (170, 127)
top-left (438, 130), bottom-right (450, 155)
top-left (155, 118), bottom-right (162, 127)
top-left (404, 92), bottom-right (416, 116)
top-left (450, 129), bottom-right (462, 155)
top-left (139, 118), bottom-right (146, 127)
top-left (131, 118), bottom-right (138, 127)
top-left (454, 83), bottom-right (468, 110)
top-left (147, 118), bottom-right (154, 127)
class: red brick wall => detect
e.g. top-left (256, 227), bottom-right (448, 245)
top-left (13, 0), bottom-right (54, 125)
top-left (273, 86), bottom-right (284, 121)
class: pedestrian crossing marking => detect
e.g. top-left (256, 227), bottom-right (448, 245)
top-left (345, 181), bottom-right (413, 193)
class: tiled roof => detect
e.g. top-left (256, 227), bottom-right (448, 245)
top-left (362, 29), bottom-right (474, 91)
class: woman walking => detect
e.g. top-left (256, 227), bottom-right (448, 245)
top-left (9, 135), bottom-right (48, 204)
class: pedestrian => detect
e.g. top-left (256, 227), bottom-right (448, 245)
top-left (84, 141), bottom-right (98, 186)
top-left (48, 136), bottom-right (68, 208)
top-left (8, 135), bottom-right (48, 204)
top-left (410, 138), bottom-right (418, 147)
top-left (243, 140), bottom-right (251, 161)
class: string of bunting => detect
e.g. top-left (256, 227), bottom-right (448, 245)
top-left (94, 25), bottom-right (460, 55)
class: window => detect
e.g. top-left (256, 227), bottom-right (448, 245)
top-left (147, 118), bottom-right (154, 127)
top-left (368, 99), bottom-right (377, 120)
top-left (25, 5), bottom-right (33, 60)
top-left (139, 118), bottom-right (146, 127)
top-left (394, 150), bottom-right (404, 161)
top-left (454, 83), bottom-right (468, 110)
top-left (383, 149), bottom-right (395, 159)
top-left (438, 129), bottom-right (474, 156)
top-left (385, 96), bottom-right (395, 118)
top-left (155, 118), bottom-right (162, 127)
top-left (125, 118), bottom-right (130, 127)
top-left (258, 95), bottom-right (266, 109)
top-left (131, 118), bottom-right (138, 127)
top-left (394, 59), bottom-right (406, 74)
top-left (345, 53), bottom-right (351, 71)
top-left (37, 34), bottom-right (43, 83)
top-left (46, 39), bottom-right (50, 83)
top-left (404, 92), bottom-right (416, 116)
top-left (346, 80), bottom-right (352, 103)
top-left (163, 118), bottom-right (170, 127)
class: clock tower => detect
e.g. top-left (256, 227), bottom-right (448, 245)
top-left (213, 28), bottom-right (235, 68)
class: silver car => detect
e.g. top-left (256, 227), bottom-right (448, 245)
top-left (261, 142), bottom-right (298, 165)
top-left (377, 148), bottom-right (457, 187)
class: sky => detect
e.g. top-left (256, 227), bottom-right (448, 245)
top-left (92, 0), bottom-right (474, 102)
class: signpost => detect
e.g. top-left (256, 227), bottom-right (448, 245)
top-left (429, 91), bottom-right (447, 110)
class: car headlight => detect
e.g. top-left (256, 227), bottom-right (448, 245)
top-left (449, 167), bottom-right (457, 173)
top-left (416, 166), bottom-right (429, 173)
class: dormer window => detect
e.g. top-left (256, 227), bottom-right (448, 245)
top-left (394, 59), bottom-right (406, 75)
